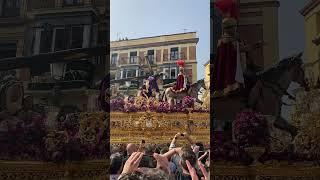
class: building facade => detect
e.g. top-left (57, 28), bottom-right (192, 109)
top-left (211, 0), bottom-right (279, 71)
top-left (301, 0), bottom-right (320, 82)
top-left (0, 0), bottom-right (108, 112)
top-left (239, 0), bottom-right (280, 69)
top-left (110, 32), bottom-right (199, 90)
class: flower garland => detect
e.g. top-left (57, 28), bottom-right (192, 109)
top-left (233, 109), bottom-right (269, 148)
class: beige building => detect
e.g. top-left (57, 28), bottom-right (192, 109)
top-left (239, 0), bottom-right (280, 69)
top-left (110, 32), bottom-right (199, 90)
top-left (301, 0), bottom-right (320, 82)
top-left (204, 60), bottom-right (210, 89)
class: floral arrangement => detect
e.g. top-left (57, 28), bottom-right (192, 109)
top-left (110, 96), bottom-right (202, 113)
top-left (110, 98), bottom-right (125, 112)
top-left (0, 111), bottom-right (107, 162)
top-left (156, 101), bottom-right (170, 113)
top-left (182, 96), bottom-right (195, 108)
top-left (233, 109), bottom-right (269, 148)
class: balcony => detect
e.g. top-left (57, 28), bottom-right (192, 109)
top-left (119, 56), bottom-right (142, 67)
top-left (29, 0), bottom-right (101, 10)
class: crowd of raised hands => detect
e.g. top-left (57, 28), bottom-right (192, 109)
top-left (110, 132), bottom-right (210, 180)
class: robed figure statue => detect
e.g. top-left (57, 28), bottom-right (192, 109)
top-left (172, 60), bottom-right (188, 93)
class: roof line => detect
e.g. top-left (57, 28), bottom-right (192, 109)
top-left (111, 31), bottom-right (197, 42)
top-left (301, 0), bottom-right (320, 16)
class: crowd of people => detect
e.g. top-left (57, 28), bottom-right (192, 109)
top-left (110, 133), bottom-right (210, 180)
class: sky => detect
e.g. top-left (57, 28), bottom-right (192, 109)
top-left (110, 0), bottom-right (210, 80)
top-left (278, 0), bottom-right (308, 60)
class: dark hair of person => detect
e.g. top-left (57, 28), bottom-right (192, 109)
top-left (160, 147), bottom-right (169, 154)
top-left (145, 144), bottom-right (154, 155)
top-left (138, 155), bottom-right (157, 168)
top-left (110, 155), bottom-right (123, 174)
top-left (180, 147), bottom-right (197, 173)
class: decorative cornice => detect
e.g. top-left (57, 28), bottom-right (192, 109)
top-left (300, 0), bottom-right (320, 16)
top-left (111, 38), bottom-right (199, 51)
top-left (239, 1), bottom-right (280, 8)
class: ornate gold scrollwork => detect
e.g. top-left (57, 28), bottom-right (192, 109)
top-left (110, 112), bottom-right (210, 144)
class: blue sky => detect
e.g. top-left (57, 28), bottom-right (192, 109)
top-left (278, 0), bottom-right (307, 59)
top-left (110, 0), bottom-right (210, 80)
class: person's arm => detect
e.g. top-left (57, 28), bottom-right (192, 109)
top-left (183, 132), bottom-right (195, 146)
top-left (169, 133), bottom-right (181, 150)
top-left (163, 147), bottom-right (182, 160)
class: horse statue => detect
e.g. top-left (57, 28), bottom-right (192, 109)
top-left (248, 53), bottom-right (305, 138)
top-left (217, 53), bottom-right (305, 131)
top-left (163, 79), bottom-right (206, 107)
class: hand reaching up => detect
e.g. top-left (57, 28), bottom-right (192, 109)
top-left (121, 152), bottom-right (144, 174)
top-left (198, 160), bottom-right (209, 180)
top-left (186, 160), bottom-right (199, 180)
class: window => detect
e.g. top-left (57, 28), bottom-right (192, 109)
top-left (64, 0), bottom-right (82, 6)
top-left (147, 50), bottom-right (154, 64)
top-left (111, 53), bottom-right (118, 66)
top-left (54, 28), bottom-right (66, 51)
top-left (2, 0), bottom-right (20, 17)
top-left (126, 69), bottom-right (136, 78)
top-left (129, 51), bottom-right (138, 64)
top-left (170, 47), bottom-right (179, 60)
top-left (163, 68), bottom-right (170, 79)
top-left (40, 30), bottom-right (53, 53)
top-left (54, 26), bottom-right (84, 51)
top-left (162, 67), bottom-right (177, 79)
top-left (71, 26), bottom-right (84, 48)
top-left (170, 68), bottom-right (177, 78)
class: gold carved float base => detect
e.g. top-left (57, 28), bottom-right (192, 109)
top-left (110, 112), bottom-right (210, 144)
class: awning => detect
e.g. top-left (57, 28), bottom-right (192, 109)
top-left (0, 46), bottom-right (107, 71)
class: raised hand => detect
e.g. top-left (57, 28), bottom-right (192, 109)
top-left (174, 132), bottom-right (181, 139)
top-left (121, 152), bottom-right (144, 174)
top-left (198, 160), bottom-right (209, 180)
top-left (186, 160), bottom-right (199, 180)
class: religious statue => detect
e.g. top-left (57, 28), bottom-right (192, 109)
top-left (213, 17), bottom-right (244, 97)
top-left (213, 0), bottom-right (264, 98)
top-left (172, 59), bottom-right (188, 93)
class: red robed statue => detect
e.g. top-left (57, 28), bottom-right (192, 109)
top-left (213, 1), bottom-right (244, 97)
top-left (172, 59), bottom-right (187, 93)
